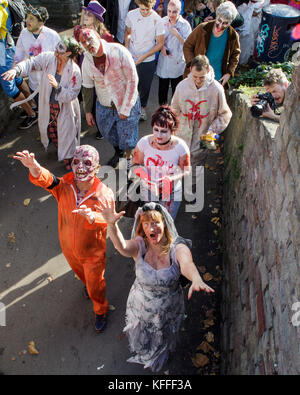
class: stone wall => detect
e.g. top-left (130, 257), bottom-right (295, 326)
top-left (28, 0), bottom-right (82, 28)
top-left (221, 65), bottom-right (300, 375)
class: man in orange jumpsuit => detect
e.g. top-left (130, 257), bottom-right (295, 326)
top-left (14, 145), bottom-right (114, 332)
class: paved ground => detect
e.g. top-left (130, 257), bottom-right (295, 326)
top-left (0, 74), bottom-right (224, 376)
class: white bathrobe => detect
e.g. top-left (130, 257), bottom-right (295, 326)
top-left (16, 51), bottom-right (81, 161)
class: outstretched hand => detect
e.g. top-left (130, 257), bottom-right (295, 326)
top-left (188, 279), bottom-right (215, 300)
top-left (14, 150), bottom-right (37, 168)
top-left (72, 205), bottom-right (96, 224)
top-left (13, 150), bottom-right (41, 178)
top-left (95, 198), bottom-right (125, 225)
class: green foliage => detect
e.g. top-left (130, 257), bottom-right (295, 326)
top-left (229, 61), bottom-right (295, 89)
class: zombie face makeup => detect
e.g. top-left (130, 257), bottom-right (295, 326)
top-left (153, 124), bottom-right (172, 145)
top-left (141, 214), bottom-right (165, 245)
top-left (214, 17), bottom-right (230, 33)
top-left (167, 4), bottom-right (180, 24)
top-left (79, 28), bottom-right (103, 56)
top-left (71, 145), bottom-right (100, 182)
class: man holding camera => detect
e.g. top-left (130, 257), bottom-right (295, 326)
top-left (250, 68), bottom-right (290, 122)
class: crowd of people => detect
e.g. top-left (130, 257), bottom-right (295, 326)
top-left (0, 0), bottom-right (293, 373)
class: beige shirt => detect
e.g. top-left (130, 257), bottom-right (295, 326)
top-left (171, 67), bottom-right (232, 162)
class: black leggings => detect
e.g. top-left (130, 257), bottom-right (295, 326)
top-left (136, 60), bottom-right (156, 108)
top-left (158, 76), bottom-right (183, 106)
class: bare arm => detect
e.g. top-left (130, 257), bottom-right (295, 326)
top-left (135, 34), bottom-right (164, 65)
top-left (124, 26), bottom-right (131, 49)
top-left (96, 200), bottom-right (139, 259)
top-left (13, 151), bottom-right (42, 178)
top-left (176, 244), bottom-right (214, 299)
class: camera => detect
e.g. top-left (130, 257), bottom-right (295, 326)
top-left (250, 92), bottom-right (276, 118)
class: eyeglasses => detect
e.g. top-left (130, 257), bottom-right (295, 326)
top-left (27, 4), bottom-right (43, 21)
top-left (55, 41), bottom-right (67, 54)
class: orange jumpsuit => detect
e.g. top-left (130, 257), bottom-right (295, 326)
top-left (29, 167), bottom-right (114, 316)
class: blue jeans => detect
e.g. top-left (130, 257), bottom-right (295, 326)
top-left (95, 97), bottom-right (141, 151)
top-left (0, 46), bottom-right (23, 98)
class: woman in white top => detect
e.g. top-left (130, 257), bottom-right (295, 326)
top-left (156, 0), bottom-right (191, 105)
top-left (132, 105), bottom-right (191, 219)
top-left (125, 0), bottom-right (165, 120)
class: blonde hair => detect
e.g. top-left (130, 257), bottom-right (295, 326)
top-left (168, 0), bottom-right (182, 11)
top-left (263, 68), bottom-right (288, 87)
top-left (135, 210), bottom-right (173, 255)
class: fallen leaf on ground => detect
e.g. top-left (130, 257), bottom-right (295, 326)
top-left (211, 208), bottom-right (219, 214)
top-left (197, 341), bottom-right (215, 353)
top-left (191, 215), bottom-right (197, 219)
top-left (205, 332), bottom-right (214, 343)
top-left (118, 332), bottom-right (125, 341)
top-left (8, 232), bottom-right (16, 243)
top-left (191, 353), bottom-right (209, 368)
top-left (213, 276), bottom-right (222, 284)
top-left (203, 319), bottom-right (214, 328)
top-left (211, 217), bottom-right (220, 224)
top-left (205, 309), bottom-right (216, 319)
top-left (47, 276), bottom-right (53, 283)
top-left (28, 341), bottom-right (39, 355)
top-left (23, 198), bottom-right (31, 207)
top-left (203, 273), bottom-right (213, 282)
top-left (108, 305), bottom-right (116, 311)
top-left (207, 251), bottom-right (216, 257)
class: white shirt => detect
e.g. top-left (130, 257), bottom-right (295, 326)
top-left (125, 8), bottom-right (165, 62)
top-left (14, 26), bottom-right (61, 90)
top-left (117, 0), bottom-right (132, 43)
top-left (137, 135), bottom-right (189, 194)
top-left (157, 15), bottom-right (192, 79)
top-left (82, 40), bottom-right (139, 117)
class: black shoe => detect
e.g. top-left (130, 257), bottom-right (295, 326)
top-left (19, 109), bottom-right (28, 119)
top-left (19, 114), bottom-right (38, 129)
top-left (94, 314), bottom-right (107, 333)
top-left (19, 107), bottom-right (38, 119)
top-left (95, 130), bottom-right (103, 140)
top-left (107, 153), bottom-right (121, 168)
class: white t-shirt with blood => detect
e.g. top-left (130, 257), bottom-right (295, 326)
top-left (14, 26), bottom-right (61, 90)
top-left (125, 8), bottom-right (165, 63)
top-left (137, 135), bottom-right (189, 197)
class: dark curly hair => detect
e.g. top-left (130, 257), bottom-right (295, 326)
top-left (27, 5), bottom-right (49, 23)
top-left (151, 105), bottom-right (180, 134)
